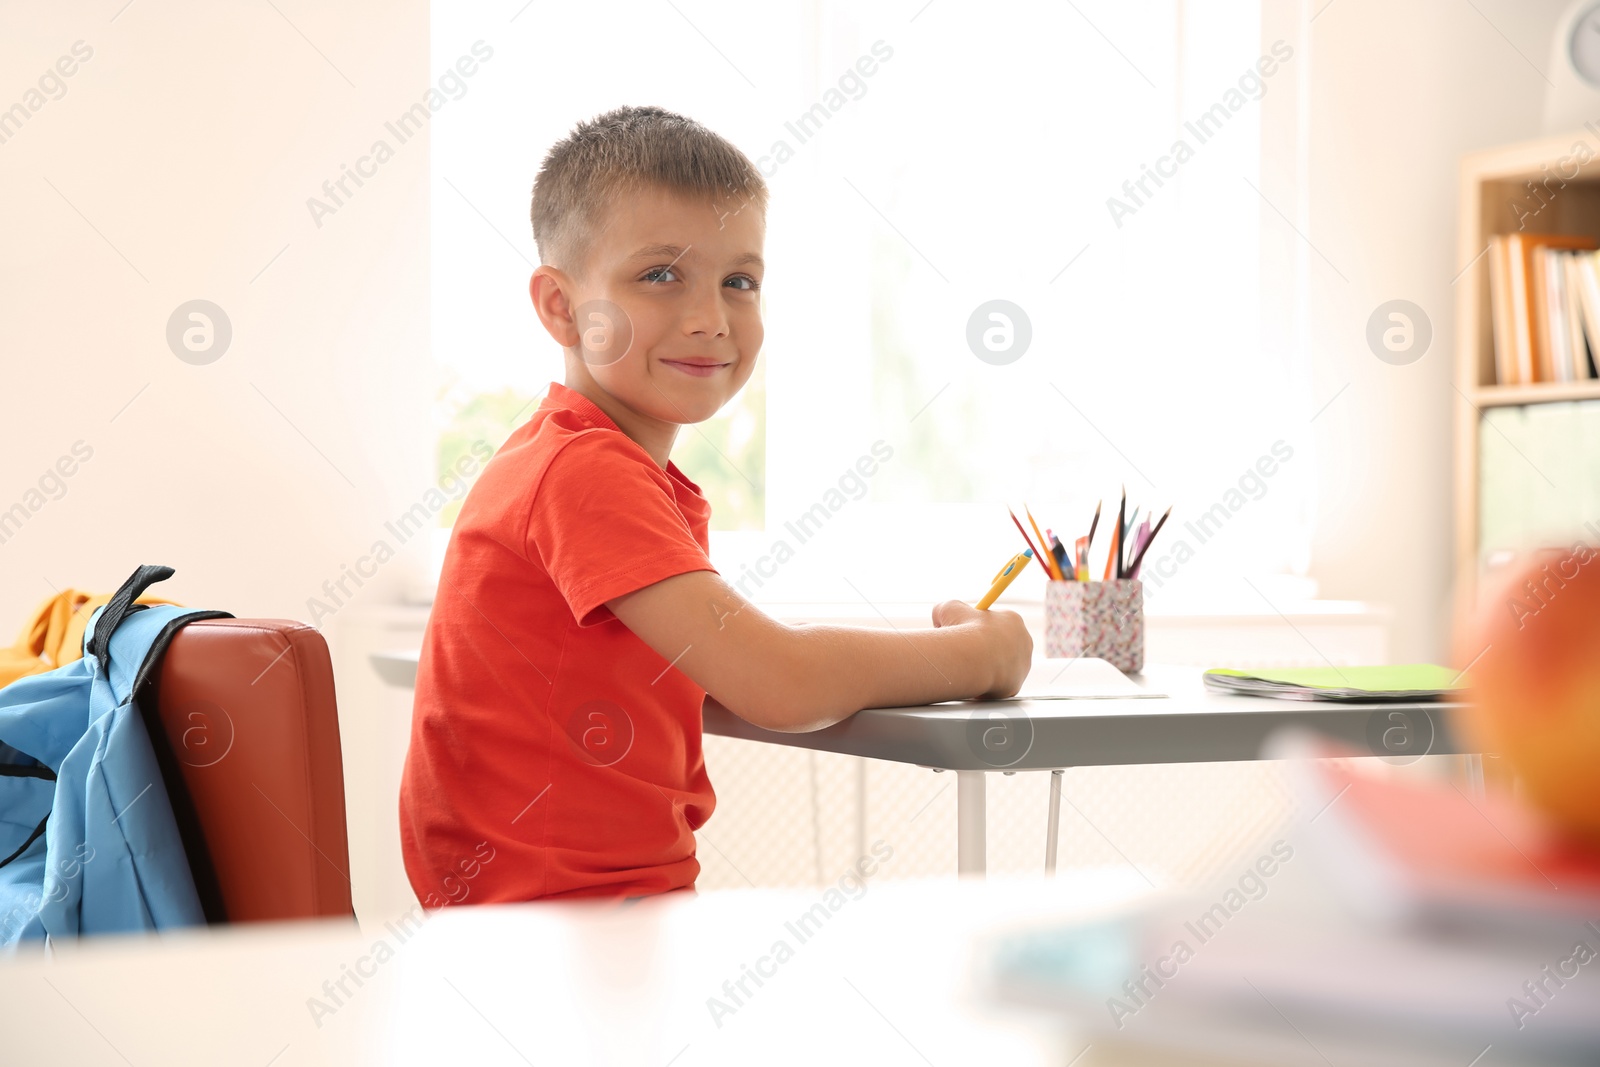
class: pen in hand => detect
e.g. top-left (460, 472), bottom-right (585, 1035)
top-left (976, 548), bottom-right (1032, 610)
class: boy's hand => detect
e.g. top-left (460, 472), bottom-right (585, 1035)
top-left (931, 600), bottom-right (1033, 700)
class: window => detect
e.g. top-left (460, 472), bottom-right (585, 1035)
top-left (430, 0), bottom-right (1315, 608)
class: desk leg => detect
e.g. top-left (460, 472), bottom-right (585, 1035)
top-left (1045, 769), bottom-right (1063, 875)
top-left (957, 770), bottom-right (986, 877)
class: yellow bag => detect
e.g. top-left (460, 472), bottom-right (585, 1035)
top-left (0, 588), bottom-right (179, 688)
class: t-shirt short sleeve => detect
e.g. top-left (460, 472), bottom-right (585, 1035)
top-left (527, 431), bottom-right (716, 627)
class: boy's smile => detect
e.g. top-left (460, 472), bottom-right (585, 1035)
top-left (530, 186), bottom-right (765, 469)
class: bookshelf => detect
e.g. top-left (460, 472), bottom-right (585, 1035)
top-left (1455, 131), bottom-right (1600, 599)
top-left (1472, 380), bottom-right (1600, 408)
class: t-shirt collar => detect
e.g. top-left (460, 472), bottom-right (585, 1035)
top-left (543, 381), bottom-right (705, 495)
top-left (545, 381), bottom-right (621, 434)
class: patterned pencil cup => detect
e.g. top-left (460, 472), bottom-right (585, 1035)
top-left (1044, 579), bottom-right (1144, 674)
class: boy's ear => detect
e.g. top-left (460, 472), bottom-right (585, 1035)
top-left (529, 266), bottom-right (580, 349)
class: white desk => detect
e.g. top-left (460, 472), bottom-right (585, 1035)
top-left (371, 652), bottom-right (1473, 877)
top-left (0, 873), bottom-right (1142, 1066)
top-left (5, 860), bottom-right (1589, 1066)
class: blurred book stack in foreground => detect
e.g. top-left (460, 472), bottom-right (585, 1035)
top-left (975, 732), bottom-right (1600, 1067)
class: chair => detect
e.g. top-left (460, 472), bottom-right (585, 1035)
top-left (138, 618), bottom-right (354, 924)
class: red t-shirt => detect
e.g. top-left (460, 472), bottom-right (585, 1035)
top-left (399, 381), bottom-right (719, 904)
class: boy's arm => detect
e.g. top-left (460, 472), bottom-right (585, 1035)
top-left (605, 570), bottom-right (1033, 732)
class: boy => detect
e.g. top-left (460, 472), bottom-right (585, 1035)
top-left (399, 106), bottom-right (1031, 905)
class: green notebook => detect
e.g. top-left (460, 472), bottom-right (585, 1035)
top-left (1202, 664), bottom-right (1465, 702)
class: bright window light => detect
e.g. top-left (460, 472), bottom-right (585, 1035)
top-left (429, 0), bottom-right (1314, 611)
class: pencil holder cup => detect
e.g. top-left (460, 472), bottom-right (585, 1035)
top-left (1044, 579), bottom-right (1144, 674)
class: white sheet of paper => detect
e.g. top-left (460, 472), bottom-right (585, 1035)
top-left (1007, 656), bottom-right (1164, 700)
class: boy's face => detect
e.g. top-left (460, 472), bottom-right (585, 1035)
top-left (537, 185), bottom-right (765, 435)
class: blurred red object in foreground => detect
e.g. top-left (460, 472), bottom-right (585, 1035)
top-left (1284, 742), bottom-right (1600, 926)
top-left (1454, 546), bottom-right (1600, 844)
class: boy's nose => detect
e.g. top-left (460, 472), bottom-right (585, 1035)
top-left (680, 283), bottom-right (730, 338)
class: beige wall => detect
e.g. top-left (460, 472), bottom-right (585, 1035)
top-left (0, 1), bottom-right (434, 627)
top-left (1303, 0), bottom-right (1570, 660)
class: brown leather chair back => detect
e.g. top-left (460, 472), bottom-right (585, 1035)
top-left (139, 618), bottom-right (354, 924)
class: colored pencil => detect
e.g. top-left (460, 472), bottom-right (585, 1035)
top-left (1124, 520), bottom-right (1143, 578)
top-left (1121, 506), bottom-right (1140, 576)
top-left (1046, 529), bottom-right (1074, 580)
top-left (1125, 507), bottom-right (1172, 579)
top-left (1008, 507), bottom-right (1055, 578)
top-left (1025, 505), bottom-right (1063, 580)
top-left (1107, 487), bottom-right (1127, 580)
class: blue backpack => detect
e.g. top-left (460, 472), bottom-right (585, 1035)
top-left (0, 565), bottom-right (230, 946)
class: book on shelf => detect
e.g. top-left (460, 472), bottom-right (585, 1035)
top-left (1530, 245), bottom-right (1559, 381)
top-left (1569, 251), bottom-right (1600, 382)
top-left (1488, 233), bottom-right (1600, 385)
top-left (1487, 236), bottom-right (1517, 386)
top-left (1562, 253), bottom-right (1590, 382)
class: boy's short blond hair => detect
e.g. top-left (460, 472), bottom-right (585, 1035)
top-left (531, 105), bottom-right (768, 277)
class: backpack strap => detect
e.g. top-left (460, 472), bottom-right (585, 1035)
top-left (85, 566), bottom-right (233, 698)
top-left (0, 812), bottom-right (48, 870)
top-left (0, 764), bottom-right (54, 782)
top-left (0, 762), bottom-right (55, 871)
top-left (86, 564), bottom-right (176, 666)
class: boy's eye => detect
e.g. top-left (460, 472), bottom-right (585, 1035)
top-left (642, 266), bottom-right (678, 284)
top-left (725, 274), bottom-right (760, 291)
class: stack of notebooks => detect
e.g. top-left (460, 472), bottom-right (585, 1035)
top-left (978, 737), bottom-right (1600, 1064)
top-left (1487, 233), bottom-right (1600, 386)
top-left (1201, 664), bottom-right (1464, 702)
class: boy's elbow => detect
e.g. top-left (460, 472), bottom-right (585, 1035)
top-left (722, 635), bottom-right (847, 733)
top-left (720, 683), bottom-right (816, 733)
top-left (740, 697), bottom-right (839, 733)
top-left (726, 659), bottom-right (844, 735)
